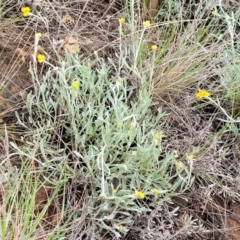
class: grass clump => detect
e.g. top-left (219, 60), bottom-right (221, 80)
top-left (0, 145), bottom-right (72, 240)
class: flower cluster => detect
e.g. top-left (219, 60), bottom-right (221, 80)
top-left (134, 190), bottom-right (145, 199)
top-left (117, 122), bottom-right (123, 128)
top-left (35, 32), bottom-right (42, 38)
top-left (119, 17), bottom-right (125, 24)
top-left (37, 54), bottom-right (46, 63)
top-left (176, 161), bottom-right (184, 168)
top-left (21, 6), bottom-right (31, 17)
top-left (151, 45), bottom-right (157, 51)
top-left (118, 225), bottom-right (124, 231)
top-left (143, 20), bottom-right (151, 27)
top-left (196, 89), bottom-right (210, 99)
top-left (71, 80), bottom-right (78, 89)
top-left (187, 154), bottom-right (194, 160)
top-left (153, 189), bottom-right (160, 195)
top-left (212, 10), bottom-right (217, 16)
top-left (154, 133), bottom-right (161, 140)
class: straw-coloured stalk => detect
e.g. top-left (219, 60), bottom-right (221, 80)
top-left (142, 0), bottom-right (159, 18)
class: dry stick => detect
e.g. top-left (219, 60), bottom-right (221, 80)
top-left (31, 139), bottom-right (40, 180)
top-left (4, 124), bottom-right (11, 167)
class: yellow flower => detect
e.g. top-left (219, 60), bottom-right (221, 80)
top-left (117, 122), bottom-right (123, 128)
top-left (132, 151), bottom-right (137, 156)
top-left (116, 78), bottom-right (122, 87)
top-left (212, 10), bottom-right (217, 16)
top-left (118, 225), bottom-right (124, 231)
top-left (93, 50), bottom-right (98, 56)
top-left (143, 20), bottom-right (151, 27)
top-left (37, 54), bottom-right (46, 63)
top-left (28, 68), bottom-right (32, 73)
top-left (100, 194), bottom-right (106, 201)
top-left (130, 122), bottom-right (136, 129)
top-left (151, 45), bottom-right (157, 51)
top-left (154, 133), bottom-right (161, 140)
top-left (112, 189), bottom-right (117, 194)
top-left (127, 130), bottom-right (131, 136)
top-left (196, 89), bottom-right (210, 99)
top-left (187, 154), bottom-right (194, 160)
top-left (153, 189), bottom-right (160, 195)
top-left (35, 32), bottom-right (42, 38)
top-left (134, 190), bottom-right (145, 199)
top-left (21, 6), bottom-right (31, 17)
top-left (119, 17), bottom-right (125, 23)
top-left (176, 161), bottom-right (184, 168)
top-left (71, 80), bottom-right (78, 89)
